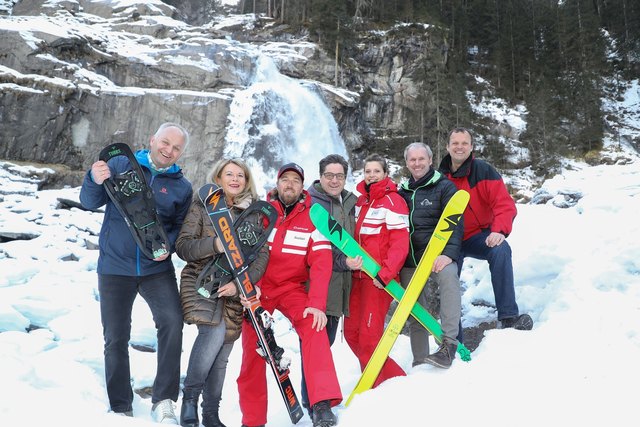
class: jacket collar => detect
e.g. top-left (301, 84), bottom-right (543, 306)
top-left (136, 149), bottom-right (182, 175)
top-left (439, 153), bottom-right (473, 178)
top-left (401, 167), bottom-right (440, 191)
top-left (356, 176), bottom-right (397, 200)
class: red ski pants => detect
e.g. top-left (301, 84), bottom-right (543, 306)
top-left (344, 276), bottom-right (406, 388)
top-left (237, 287), bottom-right (342, 426)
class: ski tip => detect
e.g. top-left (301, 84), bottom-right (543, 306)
top-left (197, 183), bottom-right (221, 202)
top-left (290, 407), bottom-right (304, 424)
top-left (457, 344), bottom-right (472, 362)
top-left (344, 392), bottom-right (357, 407)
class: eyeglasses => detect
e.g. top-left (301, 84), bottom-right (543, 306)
top-left (322, 172), bottom-right (346, 181)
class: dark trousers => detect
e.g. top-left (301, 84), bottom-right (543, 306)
top-left (457, 230), bottom-right (519, 320)
top-left (299, 315), bottom-right (340, 408)
top-left (98, 270), bottom-right (183, 412)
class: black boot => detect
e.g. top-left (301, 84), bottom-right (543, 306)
top-left (180, 389), bottom-right (200, 427)
top-left (500, 314), bottom-right (534, 330)
top-left (311, 400), bottom-right (337, 427)
top-left (424, 340), bottom-right (457, 369)
top-left (202, 411), bottom-right (227, 427)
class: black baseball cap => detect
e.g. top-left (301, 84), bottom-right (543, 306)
top-left (277, 162), bottom-right (305, 181)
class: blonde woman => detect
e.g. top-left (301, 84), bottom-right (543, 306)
top-left (176, 159), bottom-right (268, 427)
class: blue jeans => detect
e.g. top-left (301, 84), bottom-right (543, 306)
top-left (458, 230), bottom-right (519, 320)
top-left (98, 270), bottom-right (183, 412)
top-left (183, 322), bottom-right (234, 416)
top-left (299, 315), bottom-right (339, 409)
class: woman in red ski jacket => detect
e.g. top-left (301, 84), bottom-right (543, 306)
top-left (344, 153), bottom-right (410, 388)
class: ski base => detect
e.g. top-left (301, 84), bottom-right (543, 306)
top-left (309, 203), bottom-right (472, 362)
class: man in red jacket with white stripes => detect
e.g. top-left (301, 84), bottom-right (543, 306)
top-left (236, 163), bottom-right (341, 427)
top-left (439, 127), bottom-right (533, 331)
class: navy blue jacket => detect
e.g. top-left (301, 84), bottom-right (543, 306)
top-left (80, 149), bottom-right (192, 276)
top-left (399, 168), bottom-right (463, 267)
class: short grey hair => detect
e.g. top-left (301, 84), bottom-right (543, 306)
top-left (155, 122), bottom-right (190, 148)
top-left (403, 142), bottom-right (432, 160)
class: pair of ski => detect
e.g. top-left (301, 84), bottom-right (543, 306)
top-left (199, 184), bottom-right (305, 424)
top-left (309, 189), bottom-right (470, 406)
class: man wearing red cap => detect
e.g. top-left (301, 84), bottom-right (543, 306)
top-left (236, 163), bottom-right (342, 427)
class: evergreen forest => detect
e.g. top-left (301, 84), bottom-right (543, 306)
top-left (235, 0), bottom-right (640, 175)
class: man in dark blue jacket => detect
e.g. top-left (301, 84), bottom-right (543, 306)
top-left (399, 142), bottom-right (464, 369)
top-left (80, 123), bottom-right (193, 423)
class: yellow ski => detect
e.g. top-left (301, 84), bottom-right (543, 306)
top-left (345, 189), bottom-right (469, 406)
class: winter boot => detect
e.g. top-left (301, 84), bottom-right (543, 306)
top-left (311, 400), bottom-right (337, 427)
top-left (202, 411), bottom-right (227, 427)
top-left (424, 340), bottom-right (457, 369)
top-left (499, 314), bottom-right (534, 330)
top-left (180, 389), bottom-right (200, 427)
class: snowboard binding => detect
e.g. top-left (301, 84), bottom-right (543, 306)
top-left (253, 306), bottom-right (291, 371)
top-left (196, 254), bottom-right (233, 298)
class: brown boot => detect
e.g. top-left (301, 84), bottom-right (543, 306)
top-left (424, 340), bottom-right (457, 369)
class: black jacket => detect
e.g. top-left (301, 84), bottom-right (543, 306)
top-left (399, 168), bottom-right (464, 267)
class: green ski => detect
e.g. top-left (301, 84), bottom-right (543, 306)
top-left (309, 198), bottom-right (471, 363)
top-left (344, 189), bottom-right (469, 405)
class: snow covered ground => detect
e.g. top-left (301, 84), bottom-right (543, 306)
top-left (1, 152), bottom-right (639, 426)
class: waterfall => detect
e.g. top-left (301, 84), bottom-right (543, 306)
top-left (223, 53), bottom-right (349, 196)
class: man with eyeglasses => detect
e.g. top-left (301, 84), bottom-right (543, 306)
top-left (298, 154), bottom-right (357, 416)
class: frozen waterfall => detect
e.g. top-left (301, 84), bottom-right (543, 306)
top-left (223, 53), bottom-right (349, 196)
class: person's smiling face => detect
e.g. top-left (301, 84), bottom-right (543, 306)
top-left (148, 126), bottom-right (186, 169)
top-left (364, 160), bottom-right (387, 185)
top-left (217, 162), bottom-right (246, 203)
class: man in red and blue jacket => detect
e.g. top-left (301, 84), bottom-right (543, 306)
top-left (439, 127), bottom-right (533, 331)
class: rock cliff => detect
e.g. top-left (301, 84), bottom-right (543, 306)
top-left (0, 0), bottom-right (451, 188)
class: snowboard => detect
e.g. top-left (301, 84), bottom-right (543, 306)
top-left (98, 142), bottom-right (169, 260)
top-left (344, 189), bottom-right (470, 405)
top-left (199, 184), bottom-right (304, 424)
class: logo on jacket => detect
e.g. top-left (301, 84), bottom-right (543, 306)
top-left (160, 187), bottom-right (168, 194)
top-left (420, 198), bottom-right (432, 207)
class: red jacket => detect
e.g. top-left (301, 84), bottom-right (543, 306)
top-left (354, 176), bottom-right (409, 285)
top-left (439, 154), bottom-right (517, 240)
top-left (259, 189), bottom-right (333, 311)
